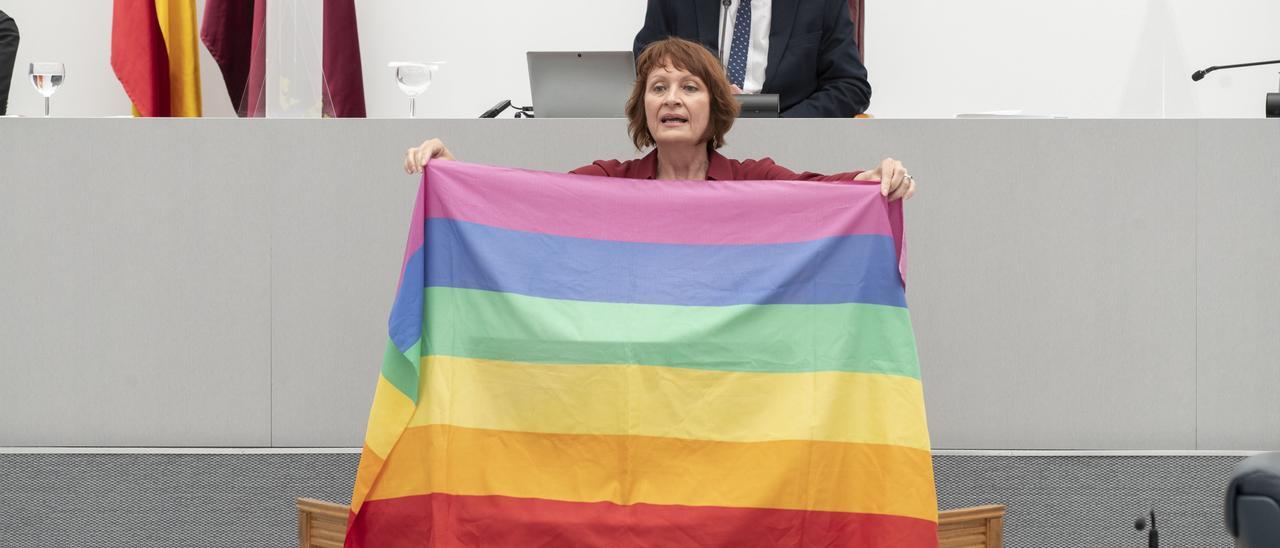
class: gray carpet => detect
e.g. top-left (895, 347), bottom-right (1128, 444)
top-left (0, 452), bottom-right (1245, 547)
top-left (0, 454), bottom-right (358, 548)
top-left (933, 454), bottom-right (1241, 548)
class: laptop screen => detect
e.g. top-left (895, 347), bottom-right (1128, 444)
top-left (527, 52), bottom-right (636, 118)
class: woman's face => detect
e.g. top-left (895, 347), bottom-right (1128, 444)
top-left (644, 62), bottom-right (711, 149)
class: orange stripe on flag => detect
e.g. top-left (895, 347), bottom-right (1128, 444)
top-left (350, 446), bottom-right (385, 515)
top-left (366, 424), bottom-right (938, 522)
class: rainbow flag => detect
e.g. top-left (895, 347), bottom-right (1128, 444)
top-left (346, 161), bottom-right (937, 547)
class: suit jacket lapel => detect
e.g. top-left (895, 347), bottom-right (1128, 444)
top-left (765, 0), bottom-right (800, 86)
top-left (697, 0), bottom-right (722, 54)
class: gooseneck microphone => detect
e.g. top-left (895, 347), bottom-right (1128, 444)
top-left (1192, 57), bottom-right (1280, 117)
top-left (1135, 508), bottom-right (1159, 548)
top-left (718, 0), bottom-right (732, 64)
top-left (1191, 59), bottom-right (1280, 81)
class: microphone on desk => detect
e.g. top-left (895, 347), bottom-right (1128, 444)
top-left (1190, 58), bottom-right (1280, 117)
top-left (1190, 58), bottom-right (1280, 81)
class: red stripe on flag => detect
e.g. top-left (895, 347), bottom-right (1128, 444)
top-left (345, 493), bottom-right (937, 548)
top-left (111, 0), bottom-right (170, 116)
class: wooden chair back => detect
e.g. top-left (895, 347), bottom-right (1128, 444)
top-left (297, 498), bottom-right (349, 548)
top-left (937, 504), bottom-right (1006, 548)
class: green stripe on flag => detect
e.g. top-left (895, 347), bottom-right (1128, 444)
top-left (380, 338), bottom-right (421, 403)
top-left (423, 287), bottom-right (920, 379)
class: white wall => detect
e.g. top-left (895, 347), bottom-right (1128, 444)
top-left (2, 0), bottom-right (1278, 118)
top-left (866, 0), bottom-right (1280, 118)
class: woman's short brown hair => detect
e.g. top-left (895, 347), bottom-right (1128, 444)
top-left (626, 37), bottom-right (740, 151)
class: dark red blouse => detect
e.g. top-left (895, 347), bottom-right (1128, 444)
top-left (570, 150), bottom-right (862, 182)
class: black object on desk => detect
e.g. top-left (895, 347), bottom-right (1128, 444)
top-left (479, 99), bottom-right (512, 118)
top-left (735, 94), bottom-right (779, 118)
top-left (479, 99), bottom-right (535, 119)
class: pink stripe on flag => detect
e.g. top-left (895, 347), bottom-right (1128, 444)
top-left (423, 161), bottom-right (898, 246)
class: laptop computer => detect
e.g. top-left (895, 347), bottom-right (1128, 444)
top-left (527, 51), bottom-right (636, 118)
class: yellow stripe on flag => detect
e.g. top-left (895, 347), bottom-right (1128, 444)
top-left (349, 374), bottom-right (418, 513)
top-left (365, 375), bottom-right (417, 459)
top-left (409, 356), bottom-right (932, 450)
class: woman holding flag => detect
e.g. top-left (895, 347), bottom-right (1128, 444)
top-left (371, 36), bottom-right (934, 548)
top-left (403, 37), bottom-right (916, 201)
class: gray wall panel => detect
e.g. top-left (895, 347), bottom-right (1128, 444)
top-left (1195, 119), bottom-right (1280, 450)
top-left (909, 122), bottom-right (1200, 449)
top-left (0, 120), bottom-right (272, 445)
top-left (268, 123), bottom-right (416, 446)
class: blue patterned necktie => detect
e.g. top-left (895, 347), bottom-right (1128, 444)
top-left (726, 0), bottom-right (751, 88)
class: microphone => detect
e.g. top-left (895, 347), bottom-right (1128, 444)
top-left (1192, 58), bottom-right (1280, 117)
top-left (718, 0), bottom-right (731, 65)
top-left (1134, 508), bottom-right (1159, 548)
top-left (1190, 58), bottom-right (1280, 81)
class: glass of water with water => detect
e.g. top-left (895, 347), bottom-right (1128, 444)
top-left (29, 62), bottom-right (65, 117)
top-left (389, 62), bottom-right (440, 118)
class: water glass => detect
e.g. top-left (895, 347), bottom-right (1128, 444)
top-left (389, 62), bottom-right (440, 118)
top-left (29, 62), bottom-right (65, 117)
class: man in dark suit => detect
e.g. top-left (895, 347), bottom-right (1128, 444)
top-left (0, 10), bottom-right (18, 116)
top-left (633, 0), bottom-right (870, 118)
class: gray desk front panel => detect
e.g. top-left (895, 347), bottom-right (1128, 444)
top-left (1195, 120), bottom-right (1280, 450)
top-left (0, 120), bottom-right (273, 446)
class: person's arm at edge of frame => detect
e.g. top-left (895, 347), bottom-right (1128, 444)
top-left (779, 0), bottom-right (871, 118)
top-left (0, 11), bottom-right (20, 116)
